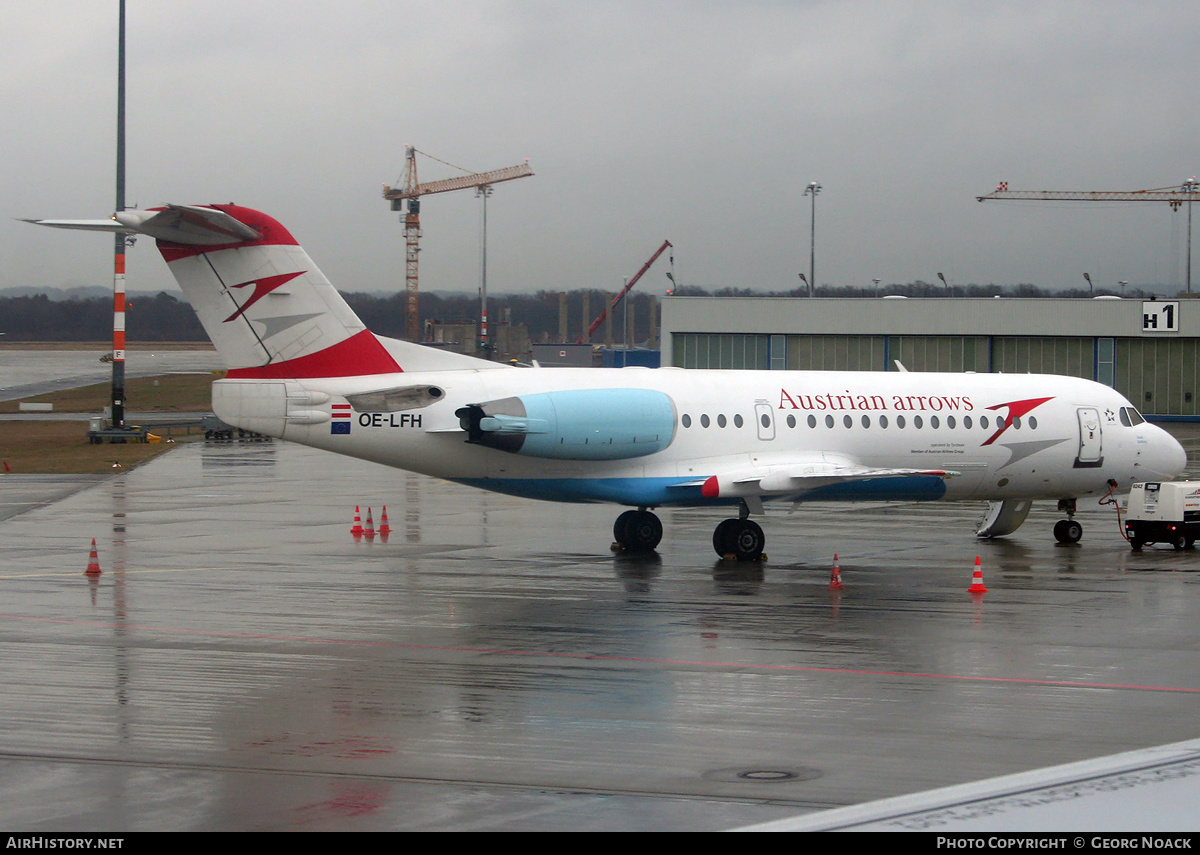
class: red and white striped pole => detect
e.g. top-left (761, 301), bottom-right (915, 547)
top-left (110, 0), bottom-right (127, 430)
top-left (111, 239), bottom-right (126, 428)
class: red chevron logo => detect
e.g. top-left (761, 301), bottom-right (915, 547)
top-left (981, 396), bottom-right (1054, 446)
top-left (223, 270), bottom-right (305, 323)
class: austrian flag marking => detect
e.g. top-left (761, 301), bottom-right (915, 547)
top-left (331, 403), bottom-right (352, 435)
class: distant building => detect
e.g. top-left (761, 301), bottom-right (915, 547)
top-left (426, 321), bottom-right (531, 363)
top-left (602, 348), bottom-right (660, 368)
top-left (531, 343), bottom-right (594, 367)
top-left (661, 296), bottom-right (1200, 419)
top-left (425, 322), bottom-right (476, 355)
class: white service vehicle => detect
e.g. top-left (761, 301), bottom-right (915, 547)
top-left (1125, 481), bottom-right (1200, 551)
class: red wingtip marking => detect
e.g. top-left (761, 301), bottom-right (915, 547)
top-left (701, 476), bottom-right (719, 498)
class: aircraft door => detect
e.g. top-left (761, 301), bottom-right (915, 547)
top-left (755, 401), bottom-right (776, 441)
top-left (1075, 406), bottom-right (1103, 467)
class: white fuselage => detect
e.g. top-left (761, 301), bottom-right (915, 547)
top-left (31, 202), bottom-right (1189, 549)
top-left (214, 365), bottom-right (1186, 509)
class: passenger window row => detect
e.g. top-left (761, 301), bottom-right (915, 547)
top-left (680, 413), bottom-right (745, 429)
top-left (680, 412), bottom-right (1039, 431)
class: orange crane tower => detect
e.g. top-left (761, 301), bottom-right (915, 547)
top-left (383, 147), bottom-right (533, 341)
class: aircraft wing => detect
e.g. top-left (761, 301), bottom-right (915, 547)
top-left (698, 454), bottom-right (959, 500)
top-left (736, 736), bottom-right (1200, 831)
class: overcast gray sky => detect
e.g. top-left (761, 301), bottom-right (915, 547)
top-left (5, 0), bottom-right (1200, 298)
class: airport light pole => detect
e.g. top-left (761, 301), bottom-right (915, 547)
top-left (1184, 177), bottom-right (1198, 294)
top-left (803, 181), bottom-right (821, 296)
top-left (477, 184), bottom-right (493, 357)
top-left (1083, 272), bottom-right (1093, 294)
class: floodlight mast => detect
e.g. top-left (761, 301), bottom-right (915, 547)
top-left (803, 181), bottom-right (821, 297)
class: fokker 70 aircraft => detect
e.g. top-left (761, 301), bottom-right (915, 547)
top-left (31, 204), bottom-right (1188, 560)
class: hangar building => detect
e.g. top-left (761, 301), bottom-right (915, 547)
top-left (660, 296), bottom-right (1199, 420)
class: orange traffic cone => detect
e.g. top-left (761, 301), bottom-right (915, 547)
top-left (85, 539), bottom-right (102, 576)
top-left (378, 505), bottom-right (392, 535)
top-left (364, 507), bottom-right (376, 539)
top-left (967, 556), bottom-right (988, 593)
top-left (829, 553), bottom-right (844, 589)
top-left (350, 506), bottom-right (364, 536)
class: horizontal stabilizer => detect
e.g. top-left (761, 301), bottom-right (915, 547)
top-left (28, 204), bottom-right (261, 246)
top-left (21, 217), bottom-right (129, 234)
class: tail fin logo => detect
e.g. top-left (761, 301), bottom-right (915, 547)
top-left (224, 271), bottom-right (305, 323)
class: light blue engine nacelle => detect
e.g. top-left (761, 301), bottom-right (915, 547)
top-left (455, 388), bottom-right (676, 461)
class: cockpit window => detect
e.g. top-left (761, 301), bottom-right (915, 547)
top-left (1120, 407), bottom-right (1146, 427)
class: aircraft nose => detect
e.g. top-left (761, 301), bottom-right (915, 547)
top-left (1149, 427), bottom-right (1188, 480)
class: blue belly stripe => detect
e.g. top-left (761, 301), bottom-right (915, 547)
top-left (450, 475), bottom-right (948, 506)
top-left (802, 476), bottom-right (949, 502)
top-left (451, 477), bottom-right (710, 506)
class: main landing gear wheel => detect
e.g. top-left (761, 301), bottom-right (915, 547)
top-left (613, 509), bottom-right (662, 552)
top-left (712, 518), bottom-right (766, 562)
top-left (1053, 519), bottom-right (1083, 544)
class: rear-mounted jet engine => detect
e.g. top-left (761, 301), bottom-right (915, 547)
top-left (455, 388), bottom-right (676, 461)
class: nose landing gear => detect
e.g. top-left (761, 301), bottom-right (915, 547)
top-left (1054, 498), bottom-right (1083, 544)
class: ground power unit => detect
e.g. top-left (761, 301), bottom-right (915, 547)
top-left (1125, 481), bottom-right (1200, 551)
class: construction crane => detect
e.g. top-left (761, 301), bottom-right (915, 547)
top-left (976, 181), bottom-right (1200, 207)
top-left (578, 240), bottom-right (673, 344)
top-left (383, 147), bottom-right (533, 341)
top-left (977, 179), bottom-right (1200, 292)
